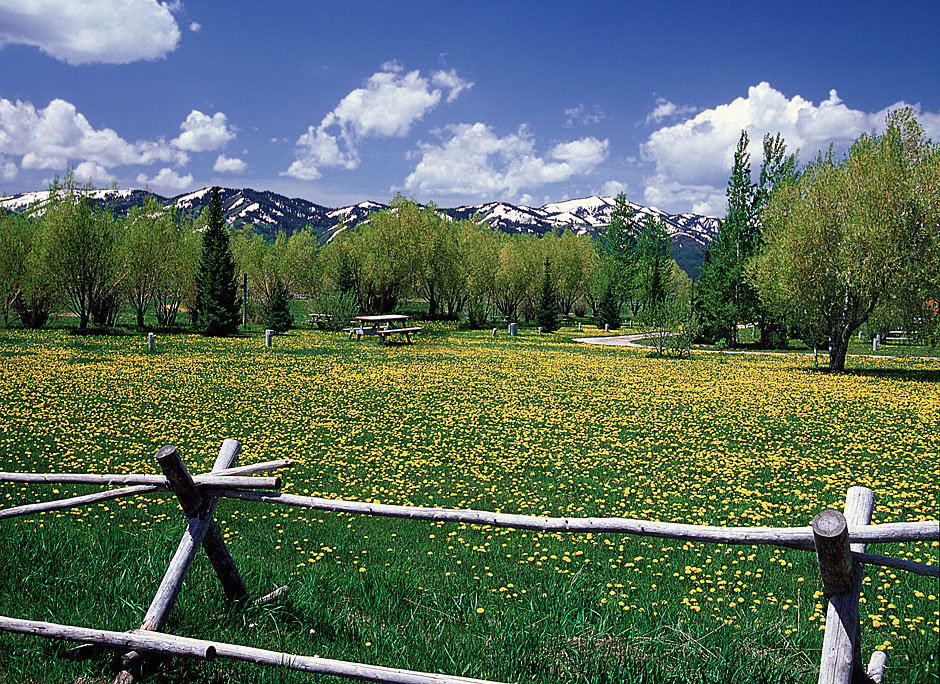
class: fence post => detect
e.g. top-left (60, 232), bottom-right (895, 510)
top-left (265, 329), bottom-right (273, 348)
top-left (147, 333), bottom-right (156, 352)
top-left (817, 486), bottom-right (876, 684)
top-left (812, 510), bottom-right (853, 596)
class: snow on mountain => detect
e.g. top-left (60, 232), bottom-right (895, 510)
top-left (1, 187), bottom-right (722, 277)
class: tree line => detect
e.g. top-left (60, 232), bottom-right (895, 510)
top-left (0, 182), bottom-right (689, 339)
top-left (2, 108), bottom-right (936, 369)
top-left (695, 107), bottom-right (939, 370)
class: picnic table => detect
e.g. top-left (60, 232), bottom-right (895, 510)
top-left (308, 312), bottom-right (331, 328)
top-left (344, 314), bottom-right (422, 344)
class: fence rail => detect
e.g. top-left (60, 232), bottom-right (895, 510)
top-left (0, 441), bottom-right (937, 684)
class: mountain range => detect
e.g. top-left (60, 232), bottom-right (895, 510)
top-left (0, 187), bottom-right (721, 278)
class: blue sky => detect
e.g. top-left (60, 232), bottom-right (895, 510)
top-left (1, 0), bottom-right (938, 215)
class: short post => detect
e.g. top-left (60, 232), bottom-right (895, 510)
top-left (265, 329), bottom-right (273, 348)
top-left (147, 333), bottom-right (156, 352)
top-left (508, 322), bottom-right (517, 337)
top-left (491, 328), bottom-right (497, 337)
top-left (812, 510), bottom-right (853, 597)
top-left (604, 323), bottom-right (609, 333)
top-left (538, 327), bottom-right (542, 336)
top-left (816, 486), bottom-right (876, 684)
top-left (872, 336), bottom-right (879, 352)
top-left (578, 322), bottom-right (581, 332)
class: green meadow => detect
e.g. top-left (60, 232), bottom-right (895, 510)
top-left (0, 325), bottom-right (937, 683)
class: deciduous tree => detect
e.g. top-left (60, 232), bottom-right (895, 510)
top-left (751, 108), bottom-right (940, 371)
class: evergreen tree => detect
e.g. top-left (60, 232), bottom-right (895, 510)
top-left (264, 277), bottom-right (294, 333)
top-left (195, 187), bottom-right (241, 336)
top-left (594, 280), bottom-right (620, 330)
top-left (598, 192), bottom-right (638, 312)
top-left (535, 257), bottom-right (560, 332)
top-left (634, 215), bottom-right (672, 320)
top-left (697, 130), bottom-right (759, 344)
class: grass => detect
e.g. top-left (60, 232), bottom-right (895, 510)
top-left (0, 322), bottom-right (937, 683)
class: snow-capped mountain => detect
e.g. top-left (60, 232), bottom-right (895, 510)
top-left (1, 188), bottom-right (721, 277)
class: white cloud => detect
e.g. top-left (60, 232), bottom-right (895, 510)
top-left (640, 82), bottom-right (940, 215)
top-left (645, 96), bottom-right (698, 124)
top-left (284, 63), bottom-right (469, 180)
top-left (598, 180), bottom-right (629, 197)
top-left (431, 69), bottom-right (474, 103)
top-left (565, 103), bottom-right (605, 127)
top-left (72, 161), bottom-right (114, 185)
top-left (402, 122), bottom-right (608, 200)
top-left (189, 21), bottom-right (201, 32)
top-left (0, 97), bottom-right (186, 177)
top-left (172, 110), bottom-right (235, 152)
top-left (1, 159), bottom-right (16, 181)
top-left (213, 154), bottom-right (246, 173)
top-left (136, 167), bottom-right (193, 192)
top-left (0, 0), bottom-right (180, 65)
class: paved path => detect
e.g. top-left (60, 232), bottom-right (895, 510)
top-left (574, 333), bottom-right (940, 362)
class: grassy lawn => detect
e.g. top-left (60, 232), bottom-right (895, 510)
top-left (0, 323), bottom-right (937, 683)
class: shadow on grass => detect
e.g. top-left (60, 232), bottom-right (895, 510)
top-left (799, 367), bottom-right (940, 382)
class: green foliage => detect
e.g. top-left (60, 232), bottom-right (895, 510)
top-left (598, 192), bottom-right (638, 310)
top-left (42, 174), bottom-right (122, 330)
top-left (594, 280), bottom-right (621, 330)
top-left (534, 258), bottom-right (560, 333)
top-left (316, 286), bottom-right (360, 331)
top-left (752, 108), bottom-right (940, 370)
top-left (634, 215), bottom-right (673, 319)
top-left (264, 278), bottom-right (294, 333)
top-left (195, 187), bottom-right (241, 336)
top-left (697, 130), bottom-right (759, 343)
top-left (0, 207), bottom-right (58, 328)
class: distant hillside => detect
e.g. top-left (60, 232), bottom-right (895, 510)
top-left (1, 187), bottom-right (720, 278)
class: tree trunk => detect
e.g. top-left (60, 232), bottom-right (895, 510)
top-left (427, 284), bottom-right (437, 317)
top-left (828, 326), bottom-right (851, 372)
top-left (137, 308), bottom-right (146, 329)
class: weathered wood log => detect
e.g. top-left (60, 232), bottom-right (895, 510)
top-left (0, 485), bottom-right (158, 520)
top-left (1, 613), bottom-right (507, 684)
top-left (217, 490), bottom-right (938, 548)
top-left (817, 486), bottom-right (875, 684)
top-left (852, 551), bottom-right (938, 578)
top-left (867, 651), bottom-right (886, 683)
top-left (156, 442), bottom-right (248, 601)
top-left (0, 615), bottom-right (214, 660)
top-left (142, 440), bottom-right (246, 632)
top-left (140, 500), bottom-right (220, 632)
top-left (0, 476), bottom-right (287, 523)
top-left (813, 510), bottom-right (854, 596)
top-left (251, 586), bottom-right (288, 606)
top-left (0, 471), bottom-right (279, 489)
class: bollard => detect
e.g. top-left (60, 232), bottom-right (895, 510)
top-left (492, 328), bottom-right (497, 337)
top-left (604, 323), bottom-right (609, 333)
top-left (538, 327), bottom-right (542, 336)
top-left (147, 332), bottom-right (156, 351)
top-left (872, 336), bottom-right (879, 352)
top-left (265, 329), bottom-right (273, 348)
top-left (578, 322), bottom-right (581, 332)
top-left (508, 322), bottom-right (518, 337)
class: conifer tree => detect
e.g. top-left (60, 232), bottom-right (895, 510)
top-left (697, 130), bottom-right (758, 344)
top-left (535, 257), bottom-right (560, 333)
top-left (594, 280), bottom-right (620, 330)
top-left (264, 277), bottom-right (294, 333)
top-left (195, 187), bottom-right (240, 336)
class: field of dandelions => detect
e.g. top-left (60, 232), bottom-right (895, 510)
top-left (0, 324), bottom-right (936, 683)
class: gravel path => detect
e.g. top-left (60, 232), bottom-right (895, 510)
top-left (574, 333), bottom-right (940, 361)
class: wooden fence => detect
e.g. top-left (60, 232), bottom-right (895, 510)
top-left (1, 439), bottom-right (937, 684)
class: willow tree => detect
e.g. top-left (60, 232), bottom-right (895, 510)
top-left (751, 108), bottom-right (939, 371)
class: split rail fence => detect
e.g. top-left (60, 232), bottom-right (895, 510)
top-left (0, 439), bottom-right (937, 684)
